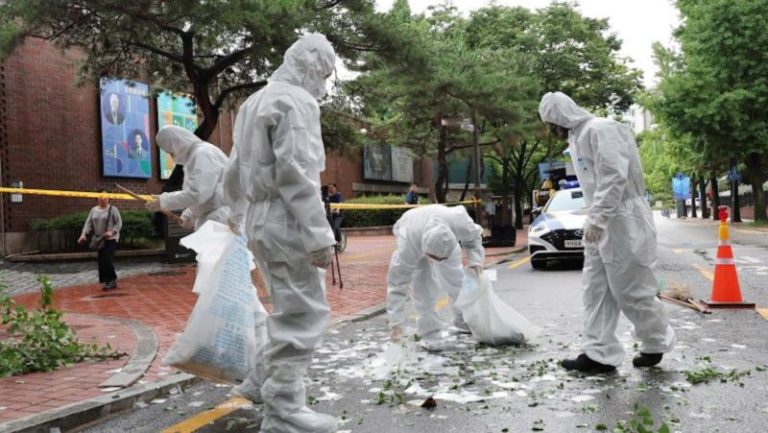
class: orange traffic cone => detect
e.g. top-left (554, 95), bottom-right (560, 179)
top-left (703, 206), bottom-right (755, 308)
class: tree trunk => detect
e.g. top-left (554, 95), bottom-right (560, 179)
top-left (746, 152), bottom-right (768, 222)
top-left (711, 176), bottom-right (720, 220)
top-left (460, 154), bottom-right (472, 202)
top-left (690, 176), bottom-right (698, 218)
top-left (435, 120), bottom-right (448, 203)
top-left (513, 175), bottom-right (524, 229)
top-left (699, 177), bottom-right (709, 219)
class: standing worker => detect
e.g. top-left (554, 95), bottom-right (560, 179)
top-left (387, 204), bottom-right (484, 351)
top-left (144, 125), bottom-right (229, 229)
top-left (323, 183), bottom-right (344, 244)
top-left (405, 183), bottom-right (419, 205)
top-left (222, 33), bottom-right (338, 433)
top-left (538, 91), bottom-right (675, 373)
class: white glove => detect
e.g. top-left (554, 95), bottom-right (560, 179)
top-left (310, 247), bottom-right (333, 269)
top-left (467, 265), bottom-right (483, 277)
top-left (144, 195), bottom-right (162, 212)
top-left (178, 215), bottom-right (195, 230)
top-left (584, 223), bottom-right (603, 243)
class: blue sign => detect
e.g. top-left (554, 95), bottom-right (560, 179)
top-left (727, 167), bottom-right (742, 183)
top-left (672, 173), bottom-right (690, 200)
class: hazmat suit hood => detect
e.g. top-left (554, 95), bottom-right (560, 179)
top-left (270, 32), bottom-right (336, 100)
top-left (156, 125), bottom-right (201, 164)
top-left (422, 224), bottom-right (457, 259)
top-left (538, 92), bottom-right (594, 130)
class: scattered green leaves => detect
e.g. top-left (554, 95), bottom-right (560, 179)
top-left (0, 275), bottom-right (126, 377)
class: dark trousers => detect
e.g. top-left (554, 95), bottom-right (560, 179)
top-left (330, 215), bottom-right (344, 242)
top-left (98, 240), bottom-right (117, 283)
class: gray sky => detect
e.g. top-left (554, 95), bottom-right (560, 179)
top-left (374, 0), bottom-right (680, 88)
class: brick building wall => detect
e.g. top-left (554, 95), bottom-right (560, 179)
top-left (0, 37), bottom-right (433, 254)
top-left (0, 37), bottom-right (235, 253)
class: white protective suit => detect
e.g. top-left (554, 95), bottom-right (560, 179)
top-left (539, 92), bottom-right (675, 367)
top-left (387, 205), bottom-right (485, 344)
top-left (221, 33), bottom-right (338, 433)
top-left (155, 126), bottom-right (229, 229)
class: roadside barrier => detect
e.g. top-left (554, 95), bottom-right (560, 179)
top-left (704, 206), bottom-right (755, 308)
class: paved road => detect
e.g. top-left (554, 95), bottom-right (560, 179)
top-left (81, 214), bottom-right (768, 433)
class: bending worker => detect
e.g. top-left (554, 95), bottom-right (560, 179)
top-left (222, 33), bottom-right (338, 433)
top-left (539, 91), bottom-right (675, 374)
top-left (145, 125), bottom-right (229, 229)
top-left (387, 204), bottom-right (485, 351)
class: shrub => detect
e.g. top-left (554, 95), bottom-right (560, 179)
top-left (28, 210), bottom-right (160, 251)
top-left (0, 275), bottom-right (126, 377)
top-left (341, 195), bottom-right (468, 228)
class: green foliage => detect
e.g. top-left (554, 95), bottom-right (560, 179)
top-left (343, 194), bottom-right (427, 228)
top-left (612, 405), bottom-right (670, 433)
top-left (28, 210), bottom-right (158, 251)
top-left (0, 0), bottom-right (416, 143)
top-left (0, 275), bottom-right (126, 377)
top-left (650, 0), bottom-right (768, 221)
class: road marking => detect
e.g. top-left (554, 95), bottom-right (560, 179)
top-left (672, 248), bottom-right (684, 254)
top-left (757, 308), bottom-right (768, 321)
top-left (692, 263), bottom-right (714, 281)
top-left (161, 397), bottom-right (251, 433)
top-left (507, 256), bottom-right (531, 269)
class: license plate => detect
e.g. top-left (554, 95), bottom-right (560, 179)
top-left (564, 239), bottom-right (583, 248)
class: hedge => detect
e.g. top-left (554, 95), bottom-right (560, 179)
top-left (29, 210), bottom-right (160, 251)
top-left (340, 195), bottom-right (471, 228)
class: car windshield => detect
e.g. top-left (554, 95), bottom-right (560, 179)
top-left (545, 190), bottom-right (586, 212)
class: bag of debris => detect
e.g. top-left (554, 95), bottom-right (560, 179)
top-left (455, 269), bottom-right (540, 345)
top-left (163, 221), bottom-right (268, 384)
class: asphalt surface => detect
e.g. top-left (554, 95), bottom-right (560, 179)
top-left (79, 214), bottom-right (768, 433)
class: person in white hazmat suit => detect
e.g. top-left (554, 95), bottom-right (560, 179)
top-left (144, 125), bottom-right (229, 229)
top-left (221, 33), bottom-right (338, 433)
top-left (538, 91), bottom-right (675, 373)
top-left (387, 204), bottom-right (485, 351)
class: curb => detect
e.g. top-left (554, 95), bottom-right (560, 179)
top-left (486, 246), bottom-right (527, 267)
top-left (0, 374), bottom-right (199, 433)
top-left (7, 249), bottom-right (165, 263)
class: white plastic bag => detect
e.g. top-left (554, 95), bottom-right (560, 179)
top-left (455, 269), bottom-right (540, 345)
top-left (163, 221), bottom-right (268, 384)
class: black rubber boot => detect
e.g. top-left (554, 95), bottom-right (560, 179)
top-left (561, 354), bottom-right (616, 374)
top-left (632, 353), bottom-right (663, 368)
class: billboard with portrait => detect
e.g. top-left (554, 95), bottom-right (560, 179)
top-left (363, 142), bottom-right (393, 181)
top-left (157, 92), bottom-right (198, 179)
top-left (100, 79), bottom-right (152, 178)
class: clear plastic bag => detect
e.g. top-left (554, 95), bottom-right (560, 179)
top-left (455, 269), bottom-right (540, 345)
top-left (163, 221), bottom-right (267, 384)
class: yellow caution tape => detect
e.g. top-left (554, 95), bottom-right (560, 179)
top-left (329, 199), bottom-right (481, 211)
top-left (0, 187), bottom-right (151, 201)
top-left (0, 186), bottom-right (480, 210)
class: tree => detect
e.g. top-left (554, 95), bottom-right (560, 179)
top-left (463, 3), bottom-right (643, 227)
top-left (652, 0), bottom-right (768, 222)
top-left (0, 0), bottom-right (414, 185)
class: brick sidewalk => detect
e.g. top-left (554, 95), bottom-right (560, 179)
top-left (0, 232), bottom-right (526, 426)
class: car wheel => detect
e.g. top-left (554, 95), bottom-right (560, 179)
top-left (531, 258), bottom-right (547, 270)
